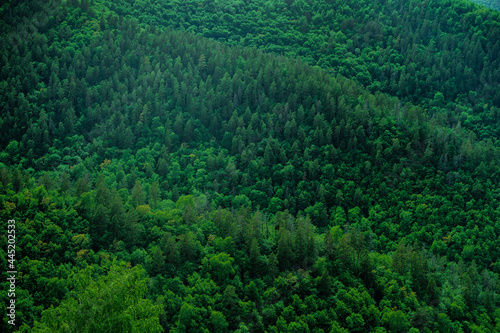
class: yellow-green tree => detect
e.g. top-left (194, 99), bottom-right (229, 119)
top-left (32, 263), bottom-right (162, 333)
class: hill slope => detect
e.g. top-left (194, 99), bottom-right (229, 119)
top-left (104, 0), bottom-right (500, 140)
top-left (1, 0), bottom-right (500, 332)
top-left (469, 0), bottom-right (500, 11)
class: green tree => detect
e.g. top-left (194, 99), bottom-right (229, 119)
top-left (202, 252), bottom-right (235, 285)
top-left (131, 180), bottom-right (146, 207)
top-left (149, 181), bottom-right (160, 208)
top-left (210, 310), bottom-right (229, 333)
top-left (382, 310), bottom-right (410, 333)
top-left (175, 303), bottom-right (201, 333)
top-left (33, 264), bottom-right (162, 332)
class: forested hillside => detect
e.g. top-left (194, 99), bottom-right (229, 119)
top-left (468, 0), bottom-right (500, 11)
top-left (1, 0), bottom-right (500, 332)
top-left (104, 0), bottom-right (500, 140)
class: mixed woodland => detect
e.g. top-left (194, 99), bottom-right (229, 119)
top-left (469, 0), bottom-right (500, 11)
top-left (0, 0), bottom-right (500, 331)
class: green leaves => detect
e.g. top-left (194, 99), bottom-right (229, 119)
top-left (2, 0), bottom-right (500, 331)
top-left (381, 309), bottom-right (410, 333)
top-left (33, 263), bottom-right (162, 333)
top-left (210, 310), bottom-right (229, 333)
top-left (202, 252), bottom-right (235, 285)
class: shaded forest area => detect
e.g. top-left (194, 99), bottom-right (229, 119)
top-left (469, 0), bottom-right (500, 11)
top-left (105, 0), bottom-right (500, 140)
top-left (1, 0), bottom-right (500, 332)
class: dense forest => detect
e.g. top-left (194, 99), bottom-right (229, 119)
top-left (1, 0), bottom-right (500, 332)
top-left (103, 0), bottom-right (500, 140)
top-left (469, 0), bottom-right (500, 11)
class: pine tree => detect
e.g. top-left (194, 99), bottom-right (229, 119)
top-left (131, 180), bottom-right (146, 207)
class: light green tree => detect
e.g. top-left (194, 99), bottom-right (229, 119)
top-left (33, 263), bottom-right (163, 333)
top-left (202, 252), bottom-right (235, 284)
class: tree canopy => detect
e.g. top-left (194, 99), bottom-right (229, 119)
top-left (0, 0), bottom-right (500, 331)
